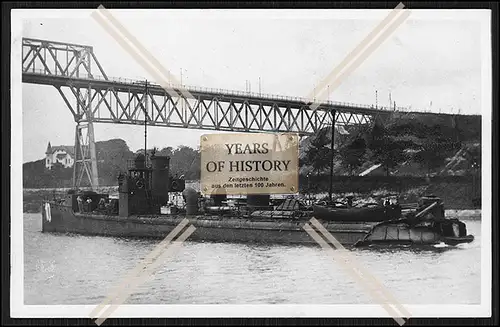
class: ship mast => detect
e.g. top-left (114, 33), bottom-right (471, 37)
top-left (144, 79), bottom-right (148, 165)
top-left (329, 109), bottom-right (336, 203)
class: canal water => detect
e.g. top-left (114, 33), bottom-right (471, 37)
top-left (23, 213), bottom-right (481, 305)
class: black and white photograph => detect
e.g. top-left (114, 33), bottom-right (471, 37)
top-left (10, 5), bottom-right (492, 322)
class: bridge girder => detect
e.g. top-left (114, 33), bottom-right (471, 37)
top-left (22, 38), bottom-right (108, 80)
top-left (22, 37), bottom-right (383, 189)
top-left (23, 72), bottom-right (374, 135)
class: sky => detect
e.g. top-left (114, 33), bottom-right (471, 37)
top-left (15, 9), bottom-right (488, 162)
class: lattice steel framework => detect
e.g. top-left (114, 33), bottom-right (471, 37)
top-left (22, 38), bottom-right (105, 190)
top-left (22, 37), bottom-right (387, 189)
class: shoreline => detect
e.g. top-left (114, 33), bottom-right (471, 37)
top-left (445, 209), bottom-right (482, 220)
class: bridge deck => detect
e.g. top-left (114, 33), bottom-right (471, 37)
top-left (23, 71), bottom-right (388, 116)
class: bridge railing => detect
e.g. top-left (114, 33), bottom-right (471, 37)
top-left (24, 69), bottom-right (413, 112)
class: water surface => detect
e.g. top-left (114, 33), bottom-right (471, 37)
top-left (23, 213), bottom-right (481, 305)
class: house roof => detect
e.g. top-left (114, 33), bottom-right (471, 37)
top-left (56, 153), bottom-right (68, 160)
top-left (50, 145), bottom-right (74, 156)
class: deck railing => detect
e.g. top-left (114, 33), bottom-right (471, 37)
top-left (25, 69), bottom-right (414, 112)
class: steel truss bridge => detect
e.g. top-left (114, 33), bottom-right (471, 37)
top-left (22, 38), bottom-right (394, 189)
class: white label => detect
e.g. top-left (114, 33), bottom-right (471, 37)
top-left (45, 203), bottom-right (52, 222)
top-left (200, 132), bottom-right (299, 195)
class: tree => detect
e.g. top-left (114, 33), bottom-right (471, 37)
top-left (339, 137), bottom-right (366, 175)
top-left (378, 138), bottom-right (406, 176)
top-left (302, 128), bottom-right (332, 176)
top-left (366, 120), bottom-right (386, 150)
top-left (413, 140), bottom-right (448, 174)
top-left (465, 145), bottom-right (481, 170)
top-left (367, 123), bottom-right (406, 176)
top-left (170, 146), bottom-right (201, 180)
top-left (157, 146), bottom-right (173, 157)
top-left (96, 139), bottom-right (135, 185)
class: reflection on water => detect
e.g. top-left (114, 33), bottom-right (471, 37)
top-left (23, 213), bottom-right (481, 305)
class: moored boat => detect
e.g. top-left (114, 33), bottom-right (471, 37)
top-left (40, 153), bottom-right (474, 247)
top-left (354, 218), bottom-right (475, 247)
top-left (354, 197), bottom-right (475, 247)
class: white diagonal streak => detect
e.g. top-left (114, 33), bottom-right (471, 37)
top-left (307, 3), bottom-right (411, 111)
top-left (91, 6), bottom-right (195, 102)
top-left (303, 220), bottom-right (410, 326)
top-left (89, 218), bottom-right (190, 318)
top-left (306, 3), bottom-right (405, 100)
top-left (310, 217), bottom-right (411, 318)
top-left (95, 5), bottom-right (192, 100)
top-left (94, 225), bottom-right (196, 326)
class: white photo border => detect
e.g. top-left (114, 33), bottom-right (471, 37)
top-left (10, 8), bottom-right (493, 319)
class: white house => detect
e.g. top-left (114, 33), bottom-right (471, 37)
top-left (45, 142), bottom-right (75, 169)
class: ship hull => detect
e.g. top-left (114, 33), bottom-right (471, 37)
top-left (41, 201), bottom-right (375, 246)
top-left (41, 201), bottom-right (473, 247)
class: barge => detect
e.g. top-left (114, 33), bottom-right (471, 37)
top-left (41, 153), bottom-right (474, 247)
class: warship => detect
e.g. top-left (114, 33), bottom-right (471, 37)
top-left (41, 152), bottom-right (474, 247)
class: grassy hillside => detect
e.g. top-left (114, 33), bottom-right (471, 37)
top-left (299, 112), bottom-right (481, 177)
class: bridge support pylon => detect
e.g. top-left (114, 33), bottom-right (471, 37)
top-left (73, 121), bottom-right (99, 191)
top-left (72, 86), bottom-right (99, 191)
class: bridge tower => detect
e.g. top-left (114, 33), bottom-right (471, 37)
top-left (73, 86), bottom-right (99, 190)
top-left (22, 38), bottom-right (106, 190)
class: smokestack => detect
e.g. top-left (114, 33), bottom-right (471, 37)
top-left (150, 155), bottom-right (170, 206)
top-left (118, 173), bottom-right (129, 217)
